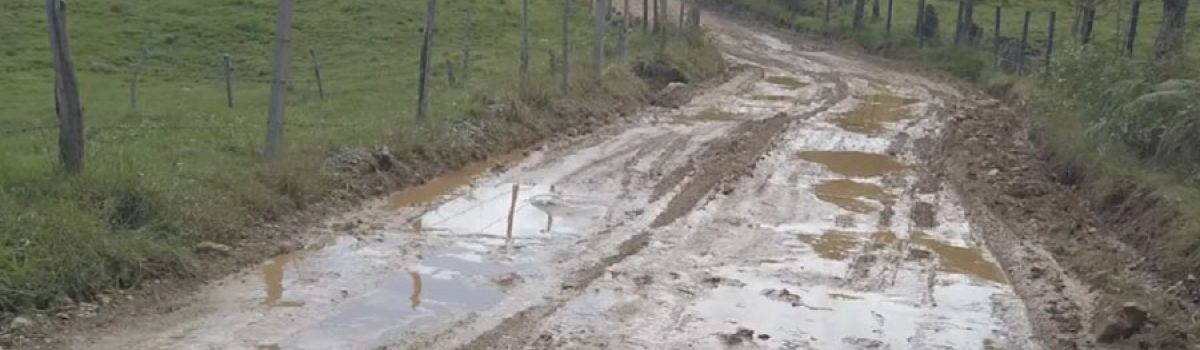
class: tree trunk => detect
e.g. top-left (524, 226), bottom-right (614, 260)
top-left (1154, 0), bottom-right (1189, 58)
top-left (872, 0), bottom-right (881, 21)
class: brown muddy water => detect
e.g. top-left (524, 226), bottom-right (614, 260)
top-left (812, 179), bottom-right (895, 213)
top-left (797, 230), bottom-right (861, 261)
top-left (834, 93), bottom-right (918, 135)
top-left (797, 150), bottom-right (907, 178)
top-left (387, 149), bottom-right (528, 210)
top-left (911, 231), bottom-right (1008, 284)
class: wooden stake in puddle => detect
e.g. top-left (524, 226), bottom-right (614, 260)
top-left (506, 183), bottom-right (520, 242)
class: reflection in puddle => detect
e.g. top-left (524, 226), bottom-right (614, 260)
top-left (798, 151), bottom-right (907, 178)
top-left (796, 231), bottom-right (860, 260)
top-left (835, 94), bottom-right (917, 134)
top-left (263, 253), bottom-right (303, 307)
top-left (387, 149), bottom-right (526, 210)
top-left (695, 107), bottom-right (738, 122)
top-left (910, 232), bottom-right (1007, 283)
top-left (409, 272), bottom-right (422, 310)
top-left (751, 94), bottom-right (792, 101)
top-left (765, 76), bottom-right (807, 89)
top-left (813, 179), bottom-right (894, 213)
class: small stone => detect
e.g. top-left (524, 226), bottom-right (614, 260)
top-left (757, 333), bottom-right (771, 340)
top-left (195, 241), bottom-right (233, 255)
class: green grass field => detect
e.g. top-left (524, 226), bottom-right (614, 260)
top-left (0, 0), bottom-right (723, 315)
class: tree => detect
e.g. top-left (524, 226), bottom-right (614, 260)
top-left (1154, 0), bottom-right (1189, 57)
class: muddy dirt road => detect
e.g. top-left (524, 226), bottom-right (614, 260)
top-left (75, 8), bottom-right (1057, 350)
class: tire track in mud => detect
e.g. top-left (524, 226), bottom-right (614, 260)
top-left (448, 61), bottom-right (849, 350)
top-left (650, 77), bottom-right (847, 228)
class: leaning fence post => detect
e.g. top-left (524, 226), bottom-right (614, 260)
top-left (129, 34), bottom-right (150, 112)
top-left (1045, 11), bottom-right (1055, 79)
top-left (45, 0), bottom-right (84, 174)
top-left (506, 183), bottom-right (519, 242)
top-left (416, 0), bottom-right (437, 121)
top-left (223, 54), bottom-right (234, 108)
top-left (886, 0), bottom-right (894, 33)
top-left (992, 6), bottom-right (1001, 69)
top-left (264, 0), bottom-right (295, 159)
top-left (309, 49), bottom-right (325, 99)
top-left (1125, 0), bottom-right (1140, 57)
top-left (520, 0), bottom-right (530, 90)
top-left (1019, 10), bottom-right (1030, 74)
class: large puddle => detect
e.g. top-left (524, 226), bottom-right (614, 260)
top-left (694, 107), bottom-right (738, 122)
top-left (812, 179), bottom-right (894, 213)
top-left (911, 231), bottom-right (1007, 283)
top-left (834, 93), bottom-right (917, 135)
top-left (796, 230), bottom-right (860, 261)
top-left (797, 151), bottom-right (907, 178)
top-left (388, 149), bottom-right (527, 210)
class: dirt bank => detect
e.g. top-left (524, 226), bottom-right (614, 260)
top-left (931, 95), bottom-right (1199, 349)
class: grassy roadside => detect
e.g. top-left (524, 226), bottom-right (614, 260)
top-left (711, 0), bottom-right (1200, 338)
top-left (0, 0), bottom-right (725, 321)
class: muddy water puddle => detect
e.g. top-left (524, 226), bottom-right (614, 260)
top-left (812, 179), bottom-right (894, 213)
top-left (388, 149), bottom-right (527, 210)
top-left (910, 232), bottom-right (1006, 283)
top-left (796, 230), bottom-right (860, 260)
top-left (694, 107), bottom-right (738, 122)
top-left (263, 253), bottom-right (304, 307)
top-left (798, 151), bottom-right (907, 178)
top-left (835, 93), bottom-right (918, 135)
top-left (765, 76), bottom-right (807, 89)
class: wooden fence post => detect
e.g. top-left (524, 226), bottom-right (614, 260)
top-left (619, 0), bottom-right (629, 59)
top-left (1045, 11), bottom-right (1055, 79)
top-left (652, 0), bottom-right (659, 32)
top-left (45, 0), bottom-right (84, 174)
top-left (562, 0), bottom-right (571, 92)
top-left (520, 0), bottom-right (530, 90)
top-left (917, 0), bottom-right (926, 47)
top-left (678, 0), bottom-right (686, 29)
top-left (886, 0), bottom-right (894, 33)
top-left (1125, 0), bottom-right (1140, 57)
top-left (416, 0), bottom-right (437, 121)
top-left (954, 1), bottom-right (964, 45)
top-left (853, 0), bottom-right (866, 30)
top-left (223, 54), bottom-right (234, 108)
top-left (825, 0), bottom-right (832, 32)
top-left (463, 5), bottom-right (474, 84)
top-left (264, 0), bottom-right (295, 159)
top-left (1019, 10), bottom-right (1030, 74)
top-left (593, 0), bottom-right (607, 78)
top-left (506, 183), bottom-right (519, 242)
top-left (993, 6), bottom-right (1001, 69)
top-left (309, 49), bottom-right (325, 99)
top-left (129, 34), bottom-right (151, 112)
top-left (1080, 7), bottom-right (1095, 44)
top-left (643, 0), bottom-right (649, 33)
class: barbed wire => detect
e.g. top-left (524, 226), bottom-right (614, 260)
top-left (0, 121), bottom-right (370, 136)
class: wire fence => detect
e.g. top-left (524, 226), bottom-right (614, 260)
top-left (4, 0), bottom-right (704, 174)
